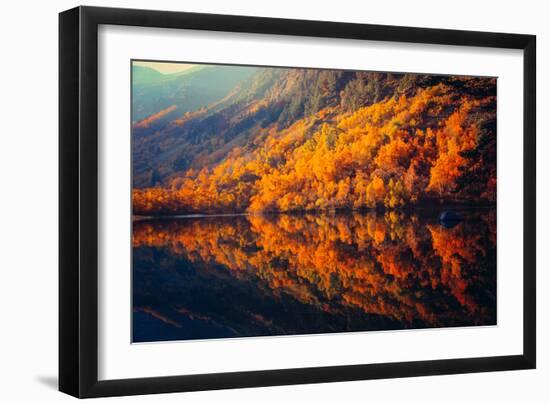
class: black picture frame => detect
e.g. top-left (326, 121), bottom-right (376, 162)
top-left (59, 5), bottom-right (536, 398)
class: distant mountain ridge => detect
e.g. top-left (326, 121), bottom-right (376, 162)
top-left (132, 65), bottom-right (166, 85)
top-left (132, 64), bottom-right (207, 85)
top-left (132, 64), bottom-right (258, 123)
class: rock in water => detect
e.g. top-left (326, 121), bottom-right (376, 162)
top-left (439, 211), bottom-right (462, 228)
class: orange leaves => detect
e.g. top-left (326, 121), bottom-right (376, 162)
top-left (427, 145), bottom-right (466, 196)
top-left (374, 138), bottom-right (412, 173)
top-left (133, 82), bottom-right (495, 215)
top-left (365, 175), bottom-right (386, 208)
top-left (426, 102), bottom-right (481, 197)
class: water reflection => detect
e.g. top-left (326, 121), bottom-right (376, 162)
top-left (132, 209), bottom-right (496, 342)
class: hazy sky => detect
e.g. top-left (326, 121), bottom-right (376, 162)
top-left (133, 61), bottom-right (198, 74)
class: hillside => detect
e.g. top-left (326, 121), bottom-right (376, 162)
top-left (132, 66), bottom-right (496, 215)
top-left (132, 64), bottom-right (258, 124)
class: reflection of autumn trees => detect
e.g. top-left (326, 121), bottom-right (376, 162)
top-left (133, 81), bottom-right (496, 215)
top-left (133, 211), bottom-right (496, 328)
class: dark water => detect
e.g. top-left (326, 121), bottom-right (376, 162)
top-left (132, 209), bottom-right (496, 342)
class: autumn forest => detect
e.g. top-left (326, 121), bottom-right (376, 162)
top-left (132, 64), bottom-right (496, 215)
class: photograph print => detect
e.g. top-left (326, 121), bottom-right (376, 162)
top-left (131, 60), bottom-right (497, 343)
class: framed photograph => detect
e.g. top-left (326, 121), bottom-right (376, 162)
top-left (59, 6), bottom-right (536, 398)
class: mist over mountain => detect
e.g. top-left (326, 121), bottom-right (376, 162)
top-left (132, 64), bottom-right (258, 123)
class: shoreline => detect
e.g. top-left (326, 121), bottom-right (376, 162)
top-left (133, 203), bottom-right (496, 220)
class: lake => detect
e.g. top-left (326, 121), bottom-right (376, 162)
top-left (132, 208), bottom-right (496, 342)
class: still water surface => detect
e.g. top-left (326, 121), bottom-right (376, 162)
top-left (132, 209), bottom-right (496, 342)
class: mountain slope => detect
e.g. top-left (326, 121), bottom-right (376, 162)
top-left (132, 64), bottom-right (258, 123)
top-left (132, 68), bottom-right (496, 215)
top-left (133, 68), bottom-right (411, 187)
